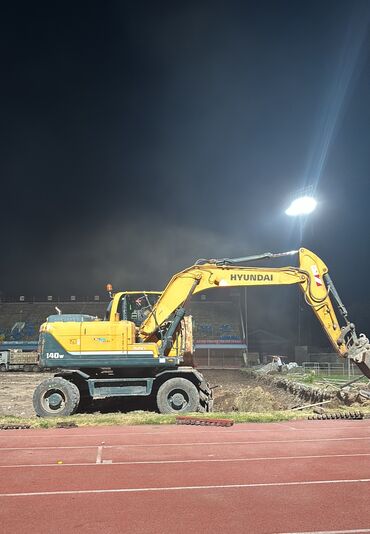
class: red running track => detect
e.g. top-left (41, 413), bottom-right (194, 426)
top-left (1, 420), bottom-right (370, 534)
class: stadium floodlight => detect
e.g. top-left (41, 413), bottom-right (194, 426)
top-left (285, 196), bottom-right (317, 216)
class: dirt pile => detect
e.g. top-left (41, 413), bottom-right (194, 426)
top-left (0, 372), bottom-right (46, 417)
top-left (234, 387), bottom-right (277, 412)
top-left (202, 369), bottom-right (300, 412)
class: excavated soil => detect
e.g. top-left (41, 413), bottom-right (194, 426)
top-left (0, 370), bottom-right (301, 417)
top-left (0, 373), bottom-right (50, 417)
top-left (202, 370), bottom-right (301, 412)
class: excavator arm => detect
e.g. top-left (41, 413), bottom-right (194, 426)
top-left (139, 248), bottom-right (370, 377)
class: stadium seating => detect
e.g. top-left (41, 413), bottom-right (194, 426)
top-left (0, 302), bottom-right (107, 341)
top-left (188, 301), bottom-right (242, 342)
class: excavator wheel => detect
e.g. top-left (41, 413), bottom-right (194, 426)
top-left (156, 377), bottom-right (200, 414)
top-left (33, 377), bottom-right (80, 417)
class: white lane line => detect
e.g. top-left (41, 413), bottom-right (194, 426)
top-left (2, 451), bottom-right (370, 469)
top-left (275, 423), bottom-right (297, 430)
top-left (0, 445), bottom-right (97, 451)
top-left (0, 425), bottom-right (369, 440)
top-left (277, 530), bottom-right (370, 533)
top-left (1, 477), bottom-right (370, 498)
top-left (95, 446), bottom-right (103, 464)
top-left (2, 435), bottom-right (370, 451)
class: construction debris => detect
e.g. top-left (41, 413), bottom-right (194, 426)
top-left (176, 416), bottom-right (234, 427)
top-left (255, 361), bottom-right (298, 374)
top-left (291, 399), bottom-right (333, 411)
top-left (0, 423), bottom-right (31, 430)
top-left (308, 411), bottom-right (364, 420)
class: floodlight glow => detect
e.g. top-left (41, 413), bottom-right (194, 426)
top-left (285, 196), bottom-right (317, 216)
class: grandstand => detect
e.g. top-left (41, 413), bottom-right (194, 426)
top-left (188, 292), bottom-right (247, 368)
top-left (0, 301), bottom-right (107, 341)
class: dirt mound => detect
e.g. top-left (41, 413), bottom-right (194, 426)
top-left (214, 386), bottom-right (278, 412)
top-left (202, 369), bottom-right (300, 412)
top-left (234, 386), bottom-right (277, 412)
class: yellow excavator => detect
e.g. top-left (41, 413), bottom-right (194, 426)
top-left (33, 248), bottom-right (370, 417)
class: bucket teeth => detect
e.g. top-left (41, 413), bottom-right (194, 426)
top-left (176, 416), bottom-right (233, 427)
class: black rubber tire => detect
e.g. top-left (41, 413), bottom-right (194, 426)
top-left (156, 377), bottom-right (200, 414)
top-left (33, 377), bottom-right (80, 417)
top-left (23, 365), bottom-right (31, 373)
top-left (31, 365), bottom-right (40, 372)
top-left (0, 364), bottom-right (6, 372)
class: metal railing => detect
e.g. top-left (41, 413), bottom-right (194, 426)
top-left (302, 361), bottom-right (362, 377)
top-left (0, 296), bottom-right (109, 303)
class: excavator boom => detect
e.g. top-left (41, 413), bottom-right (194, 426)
top-left (140, 247), bottom-right (370, 377)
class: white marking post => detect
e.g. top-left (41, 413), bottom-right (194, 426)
top-left (95, 446), bottom-right (103, 464)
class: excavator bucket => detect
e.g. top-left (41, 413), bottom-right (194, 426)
top-left (339, 325), bottom-right (370, 380)
top-left (352, 340), bottom-right (370, 379)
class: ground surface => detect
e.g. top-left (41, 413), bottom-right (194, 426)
top-left (0, 370), bottom-right (300, 417)
top-left (1, 420), bottom-right (370, 534)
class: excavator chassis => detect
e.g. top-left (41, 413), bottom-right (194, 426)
top-left (33, 367), bottom-right (214, 417)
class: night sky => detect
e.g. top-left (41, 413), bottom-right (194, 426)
top-left (1, 1), bottom-right (370, 329)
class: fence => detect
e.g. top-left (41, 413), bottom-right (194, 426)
top-left (302, 361), bottom-right (363, 377)
top-left (195, 349), bottom-right (244, 369)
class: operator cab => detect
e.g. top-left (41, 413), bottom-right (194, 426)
top-left (105, 291), bottom-right (161, 326)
